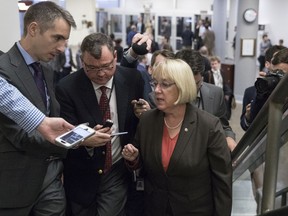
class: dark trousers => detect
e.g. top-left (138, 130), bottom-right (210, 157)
top-left (66, 160), bottom-right (128, 216)
top-left (0, 160), bottom-right (65, 216)
top-left (258, 55), bottom-right (266, 71)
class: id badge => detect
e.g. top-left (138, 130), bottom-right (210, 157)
top-left (136, 178), bottom-right (144, 191)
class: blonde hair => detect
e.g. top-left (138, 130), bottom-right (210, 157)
top-left (152, 59), bottom-right (197, 105)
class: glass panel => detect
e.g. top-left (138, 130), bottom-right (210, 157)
top-left (96, 11), bottom-right (108, 35)
top-left (111, 14), bottom-right (122, 33)
top-left (158, 16), bottom-right (171, 38)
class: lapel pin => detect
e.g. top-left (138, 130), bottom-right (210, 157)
top-left (184, 128), bottom-right (188, 132)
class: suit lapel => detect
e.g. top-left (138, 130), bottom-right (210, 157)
top-left (114, 66), bottom-right (129, 132)
top-left (8, 46), bottom-right (47, 112)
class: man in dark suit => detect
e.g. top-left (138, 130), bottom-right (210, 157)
top-left (175, 49), bottom-right (237, 151)
top-left (55, 33), bottom-right (144, 216)
top-left (0, 2), bottom-right (76, 216)
top-left (203, 56), bottom-right (234, 120)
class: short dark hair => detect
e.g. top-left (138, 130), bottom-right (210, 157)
top-left (271, 48), bottom-right (288, 65)
top-left (81, 33), bottom-right (114, 59)
top-left (150, 50), bottom-right (175, 67)
top-left (265, 45), bottom-right (286, 62)
top-left (175, 49), bottom-right (205, 75)
top-left (23, 1), bottom-right (76, 36)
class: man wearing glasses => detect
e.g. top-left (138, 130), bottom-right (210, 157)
top-left (55, 33), bottom-right (146, 216)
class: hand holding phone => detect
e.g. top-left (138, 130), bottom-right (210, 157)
top-left (103, 119), bottom-right (113, 128)
top-left (55, 124), bottom-right (95, 149)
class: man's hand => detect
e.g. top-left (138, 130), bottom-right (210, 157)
top-left (245, 103), bottom-right (252, 122)
top-left (81, 124), bottom-right (112, 148)
top-left (37, 117), bottom-right (74, 144)
top-left (226, 137), bottom-right (237, 152)
top-left (131, 98), bottom-right (151, 118)
top-left (129, 33), bottom-right (152, 58)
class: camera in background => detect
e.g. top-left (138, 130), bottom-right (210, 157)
top-left (255, 69), bottom-right (285, 96)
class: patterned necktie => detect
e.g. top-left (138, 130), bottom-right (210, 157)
top-left (30, 62), bottom-right (47, 108)
top-left (99, 86), bottom-right (112, 173)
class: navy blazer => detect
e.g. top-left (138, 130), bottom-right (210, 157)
top-left (135, 103), bottom-right (232, 216)
top-left (55, 66), bottom-right (144, 205)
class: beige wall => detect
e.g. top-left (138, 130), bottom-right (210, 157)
top-left (0, 0), bottom-right (20, 52)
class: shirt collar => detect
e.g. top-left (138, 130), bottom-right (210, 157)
top-left (16, 41), bottom-right (36, 65)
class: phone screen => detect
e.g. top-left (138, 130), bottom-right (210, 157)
top-left (60, 127), bottom-right (92, 144)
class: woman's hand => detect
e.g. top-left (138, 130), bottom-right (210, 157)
top-left (131, 98), bottom-right (151, 118)
top-left (122, 144), bottom-right (139, 161)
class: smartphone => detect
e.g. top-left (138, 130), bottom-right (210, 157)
top-left (103, 119), bottom-right (113, 128)
top-left (111, 132), bottom-right (128, 137)
top-left (55, 124), bottom-right (95, 149)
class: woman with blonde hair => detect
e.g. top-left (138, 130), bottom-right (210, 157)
top-left (122, 59), bottom-right (232, 216)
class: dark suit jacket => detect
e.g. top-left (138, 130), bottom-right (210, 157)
top-left (135, 103), bottom-right (232, 216)
top-left (0, 44), bottom-right (66, 208)
top-left (200, 82), bottom-right (235, 139)
top-left (203, 69), bottom-right (233, 97)
top-left (55, 66), bottom-right (144, 205)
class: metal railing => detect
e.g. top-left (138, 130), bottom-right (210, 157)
top-left (231, 73), bottom-right (288, 215)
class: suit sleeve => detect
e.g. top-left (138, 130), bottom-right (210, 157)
top-left (207, 119), bottom-right (232, 216)
top-left (0, 76), bottom-right (45, 133)
top-left (120, 49), bottom-right (138, 68)
top-left (55, 84), bottom-right (80, 126)
top-left (213, 87), bottom-right (236, 140)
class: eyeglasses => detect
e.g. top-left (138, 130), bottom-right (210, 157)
top-left (82, 59), bottom-right (114, 73)
top-left (151, 80), bottom-right (175, 89)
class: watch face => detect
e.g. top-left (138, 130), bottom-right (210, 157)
top-left (244, 9), bottom-right (257, 23)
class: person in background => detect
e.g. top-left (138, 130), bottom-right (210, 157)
top-left (59, 41), bottom-right (76, 80)
top-left (279, 39), bottom-right (284, 46)
top-left (194, 19), bottom-right (206, 50)
top-left (56, 32), bottom-right (145, 216)
top-left (175, 49), bottom-right (237, 151)
top-left (199, 45), bottom-right (211, 74)
top-left (240, 45), bottom-right (286, 131)
top-left (181, 25), bottom-right (194, 49)
top-left (114, 38), bottom-right (124, 64)
top-left (203, 24), bottom-right (215, 56)
top-left (76, 43), bottom-right (82, 70)
top-left (258, 33), bottom-right (272, 72)
top-left (127, 25), bottom-right (137, 47)
top-left (137, 54), bottom-right (152, 101)
top-left (203, 56), bottom-right (234, 120)
top-left (136, 16), bottom-right (145, 34)
top-left (50, 41), bottom-right (76, 84)
top-left (122, 58), bottom-right (232, 216)
top-left (0, 2), bottom-right (76, 215)
top-left (240, 46), bottom-right (288, 214)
